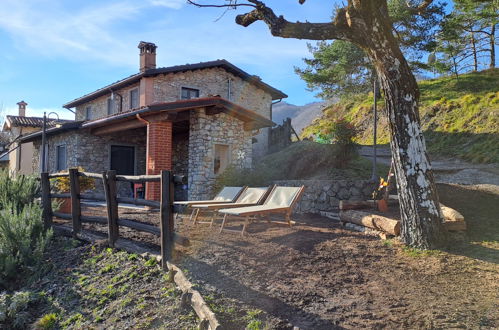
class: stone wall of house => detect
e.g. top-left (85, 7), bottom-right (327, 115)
top-left (152, 67), bottom-right (272, 161)
top-left (188, 109), bottom-right (252, 200)
top-left (33, 128), bottom-right (147, 196)
top-left (72, 67), bottom-right (275, 163)
top-left (273, 179), bottom-right (376, 214)
top-left (152, 67), bottom-right (272, 118)
top-left (74, 82), bottom-right (140, 121)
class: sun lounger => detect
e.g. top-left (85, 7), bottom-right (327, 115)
top-left (174, 186), bottom-right (245, 221)
top-left (190, 186), bottom-right (272, 226)
top-left (218, 185), bottom-right (305, 235)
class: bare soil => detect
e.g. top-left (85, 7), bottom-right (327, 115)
top-left (75, 183), bottom-right (499, 329)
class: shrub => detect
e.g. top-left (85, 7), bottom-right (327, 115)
top-left (316, 118), bottom-right (358, 168)
top-left (0, 203), bottom-right (52, 288)
top-left (0, 169), bottom-right (39, 214)
top-left (50, 167), bottom-right (95, 193)
top-left (0, 171), bottom-right (52, 289)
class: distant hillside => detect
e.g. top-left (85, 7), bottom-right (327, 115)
top-left (301, 69), bottom-right (499, 163)
top-left (272, 101), bottom-right (330, 133)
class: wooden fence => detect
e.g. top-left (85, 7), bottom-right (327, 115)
top-left (40, 168), bottom-right (186, 269)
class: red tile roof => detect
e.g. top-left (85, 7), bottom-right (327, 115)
top-left (5, 115), bottom-right (73, 128)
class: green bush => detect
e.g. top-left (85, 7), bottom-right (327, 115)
top-left (0, 170), bottom-right (40, 214)
top-left (0, 171), bottom-right (52, 289)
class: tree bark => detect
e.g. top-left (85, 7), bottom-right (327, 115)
top-left (350, 3), bottom-right (444, 249)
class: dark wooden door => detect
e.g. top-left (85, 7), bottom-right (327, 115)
top-left (110, 145), bottom-right (135, 175)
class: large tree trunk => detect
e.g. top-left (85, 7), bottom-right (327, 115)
top-left (356, 4), bottom-right (445, 249)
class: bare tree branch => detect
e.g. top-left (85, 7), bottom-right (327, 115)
top-left (188, 0), bottom-right (352, 41)
top-left (187, 0), bottom-right (256, 9)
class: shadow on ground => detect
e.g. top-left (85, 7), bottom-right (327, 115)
top-left (437, 183), bottom-right (499, 264)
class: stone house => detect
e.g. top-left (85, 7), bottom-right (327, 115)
top-left (2, 101), bottom-right (73, 175)
top-left (21, 42), bottom-right (286, 200)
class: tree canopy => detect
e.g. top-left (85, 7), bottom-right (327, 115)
top-left (296, 0), bottom-right (445, 99)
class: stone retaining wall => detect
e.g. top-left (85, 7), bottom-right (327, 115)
top-left (273, 179), bottom-right (376, 214)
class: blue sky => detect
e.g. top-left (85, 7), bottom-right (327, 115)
top-left (0, 0), bottom-right (334, 120)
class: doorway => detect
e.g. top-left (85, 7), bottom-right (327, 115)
top-left (110, 145), bottom-right (135, 175)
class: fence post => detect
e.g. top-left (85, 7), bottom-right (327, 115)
top-left (160, 170), bottom-right (174, 269)
top-left (103, 170), bottom-right (119, 247)
top-left (40, 172), bottom-right (53, 228)
top-left (69, 168), bottom-right (81, 236)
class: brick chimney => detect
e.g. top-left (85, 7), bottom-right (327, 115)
top-left (138, 41), bottom-right (157, 72)
top-left (17, 101), bottom-right (27, 117)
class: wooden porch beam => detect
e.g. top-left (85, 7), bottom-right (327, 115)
top-left (90, 111), bottom-right (189, 135)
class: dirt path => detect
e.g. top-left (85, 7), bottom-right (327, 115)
top-left (359, 145), bottom-right (499, 185)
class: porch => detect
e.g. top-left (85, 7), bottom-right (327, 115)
top-left (26, 97), bottom-right (273, 201)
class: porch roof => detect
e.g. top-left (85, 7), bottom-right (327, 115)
top-left (81, 97), bottom-right (275, 134)
top-left (19, 97), bottom-right (274, 142)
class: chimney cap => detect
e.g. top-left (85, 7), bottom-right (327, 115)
top-left (138, 41), bottom-right (157, 53)
top-left (17, 100), bottom-right (27, 106)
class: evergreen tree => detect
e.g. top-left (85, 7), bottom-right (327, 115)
top-left (295, 0), bottom-right (445, 99)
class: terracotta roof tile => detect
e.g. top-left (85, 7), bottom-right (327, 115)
top-left (6, 115), bottom-right (74, 128)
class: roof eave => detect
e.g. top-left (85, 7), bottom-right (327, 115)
top-left (63, 73), bottom-right (143, 109)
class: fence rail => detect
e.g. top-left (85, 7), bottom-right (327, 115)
top-left (41, 168), bottom-right (185, 268)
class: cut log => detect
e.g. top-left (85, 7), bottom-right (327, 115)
top-left (339, 210), bottom-right (401, 236)
top-left (439, 204), bottom-right (464, 222)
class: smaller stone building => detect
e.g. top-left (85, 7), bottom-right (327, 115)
top-left (2, 101), bottom-right (73, 175)
top-left (21, 42), bottom-right (286, 200)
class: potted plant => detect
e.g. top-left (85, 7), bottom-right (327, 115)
top-left (51, 167), bottom-right (95, 214)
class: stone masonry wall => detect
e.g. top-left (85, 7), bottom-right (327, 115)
top-left (33, 128), bottom-right (147, 196)
top-left (152, 67), bottom-right (272, 118)
top-left (188, 109), bottom-right (252, 200)
top-left (152, 68), bottom-right (272, 161)
top-left (273, 179), bottom-right (376, 214)
top-left (75, 82), bottom-right (140, 121)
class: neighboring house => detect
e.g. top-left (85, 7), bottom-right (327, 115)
top-left (2, 101), bottom-right (72, 175)
top-left (21, 41), bottom-right (286, 200)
